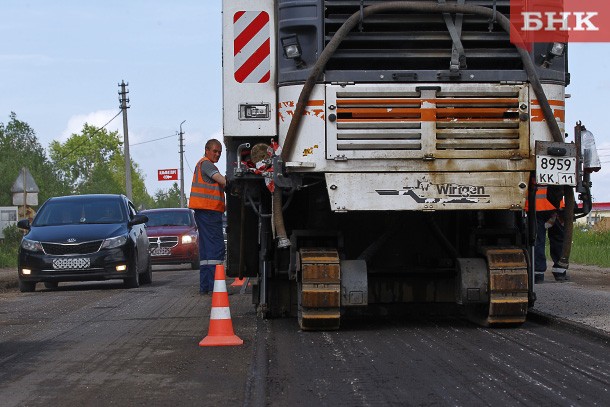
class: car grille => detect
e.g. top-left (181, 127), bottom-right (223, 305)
top-left (148, 236), bottom-right (179, 249)
top-left (42, 240), bottom-right (103, 255)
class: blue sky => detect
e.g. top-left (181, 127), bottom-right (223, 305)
top-left (1, 1), bottom-right (609, 202)
top-left (1, 0), bottom-right (223, 199)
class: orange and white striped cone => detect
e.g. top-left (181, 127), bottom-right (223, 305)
top-left (199, 264), bottom-right (243, 347)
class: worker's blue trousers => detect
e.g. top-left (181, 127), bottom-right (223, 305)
top-left (534, 210), bottom-right (564, 272)
top-left (193, 210), bottom-right (225, 292)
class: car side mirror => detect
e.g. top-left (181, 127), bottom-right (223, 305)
top-left (17, 219), bottom-right (31, 230)
top-left (129, 214), bottom-right (149, 227)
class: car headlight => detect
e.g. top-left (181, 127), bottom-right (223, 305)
top-left (101, 235), bottom-right (128, 249)
top-left (21, 238), bottom-right (43, 252)
top-left (181, 234), bottom-right (197, 244)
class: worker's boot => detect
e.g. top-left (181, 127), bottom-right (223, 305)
top-left (534, 272), bottom-right (545, 284)
top-left (552, 266), bottom-right (568, 281)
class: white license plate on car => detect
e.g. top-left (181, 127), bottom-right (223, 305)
top-left (535, 155), bottom-right (576, 186)
top-left (151, 247), bottom-right (171, 256)
top-left (53, 257), bottom-right (91, 270)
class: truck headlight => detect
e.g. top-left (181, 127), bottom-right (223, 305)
top-left (21, 238), bottom-right (43, 252)
top-left (101, 235), bottom-right (128, 249)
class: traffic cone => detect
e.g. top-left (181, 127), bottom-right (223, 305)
top-left (230, 277), bottom-right (249, 287)
top-left (199, 264), bottom-right (243, 347)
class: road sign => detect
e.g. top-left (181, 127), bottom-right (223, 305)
top-left (12, 167), bottom-right (39, 206)
top-left (158, 169), bottom-right (178, 181)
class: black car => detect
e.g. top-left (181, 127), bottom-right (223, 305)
top-left (17, 194), bottom-right (151, 292)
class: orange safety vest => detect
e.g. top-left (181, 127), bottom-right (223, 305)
top-left (188, 157), bottom-right (225, 212)
top-left (525, 186), bottom-right (564, 211)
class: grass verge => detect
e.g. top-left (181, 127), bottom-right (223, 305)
top-left (570, 219), bottom-right (610, 268)
top-left (0, 225), bottom-right (20, 268)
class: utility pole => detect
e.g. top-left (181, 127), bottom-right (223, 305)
top-left (179, 120), bottom-right (186, 208)
top-left (118, 80), bottom-right (133, 200)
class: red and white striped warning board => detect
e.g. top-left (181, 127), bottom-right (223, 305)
top-left (233, 11), bottom-right (270, 84)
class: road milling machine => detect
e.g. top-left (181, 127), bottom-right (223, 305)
top-left (221, 0), bottom-right (600, 329)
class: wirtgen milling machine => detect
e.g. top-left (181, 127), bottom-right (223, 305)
top-left (221, 0), bottom-right (599, 329)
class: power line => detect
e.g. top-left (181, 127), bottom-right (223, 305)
top-left (52, 110), bottom-right (122, 163)
top-left (129, 134), bottom-right (175, 147)
top-left (184, 155), bottom-right (193, 174)
top-left (99, 110), bottom-right (123, 130)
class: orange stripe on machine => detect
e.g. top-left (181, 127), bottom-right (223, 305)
top-left (530, 99), bottom-right (565, 122)
top-left (530, 108), bottom-right (565, 122)
top-left (278, 100), bottom-right (326, 122)
top-left (531, 99), bottom-right (565, 107)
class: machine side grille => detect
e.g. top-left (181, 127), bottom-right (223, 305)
top-left (434, 92), bottom-right (521, 150)
top-left (42, 241), bottom-right (103, 255)
top-left (328, 84), bottom-right (528, 160)
top-left (335, 92), bottom-right (423, 151)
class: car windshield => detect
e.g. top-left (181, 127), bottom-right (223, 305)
top-left (145, 211), bottom-right (192, 227)
top-left (33, 198), bottom-right (126, 226)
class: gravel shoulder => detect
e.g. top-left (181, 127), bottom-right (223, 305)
top-left (555, 263), bottom-right (610, 291)
top-left (532, 263), bottom-right (610, 334)
top-left (0, 267), bottom-right (18, 291)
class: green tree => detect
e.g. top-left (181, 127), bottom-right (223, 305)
top-left (108, 154), bottom-right (154, 209)
top-left (152, 182), bottom-right (182, 208)
top-left (0, 112), bottom-right (70, 206)
top-left (49, 123), bottom-right (154, 208)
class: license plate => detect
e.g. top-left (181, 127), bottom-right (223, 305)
top-left (151, 247), bottom-right (171, 256)
top-left (535, 155), bottom-right (576, 186)
top-left (53, 257), bottom-right (91, 270)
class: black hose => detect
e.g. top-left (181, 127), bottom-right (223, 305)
top-left (558, 188), bottom-right (574, 269)
top-left (273, 188), bottom-right (290, 248)
top-left (246, 192), bottom-right (271, 218)
top-left (238, 193), bottom-right (246, 279)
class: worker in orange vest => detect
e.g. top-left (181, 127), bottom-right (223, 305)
top-left (189, 139), bottom-right (226, 294)
top-left (532, 186), bottom-right (567, 283)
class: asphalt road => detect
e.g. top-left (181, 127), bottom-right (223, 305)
top-left (261, 316), bottom-right (609, 406)
top-left (1, 267), bottom-right (609, 406)
top-left (0, 267), bottom-right (258, 406)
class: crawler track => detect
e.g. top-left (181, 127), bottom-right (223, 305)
top-left (298, 248), bottom-right (341, 330)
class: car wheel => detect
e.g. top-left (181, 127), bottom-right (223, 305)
top-left (140, 256), bottom-right (153, 285)
top-left (124, 255), bottom-right (140, 289)
top-left (19, 280), bottom-right (36, 292)
top-left (191, 260), bottom-right (199, 270)
top-left (44, 282), bottom-right (59, 289)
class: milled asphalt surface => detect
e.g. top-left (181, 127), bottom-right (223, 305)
top-left (2, 264), bottom-right (609, 335)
